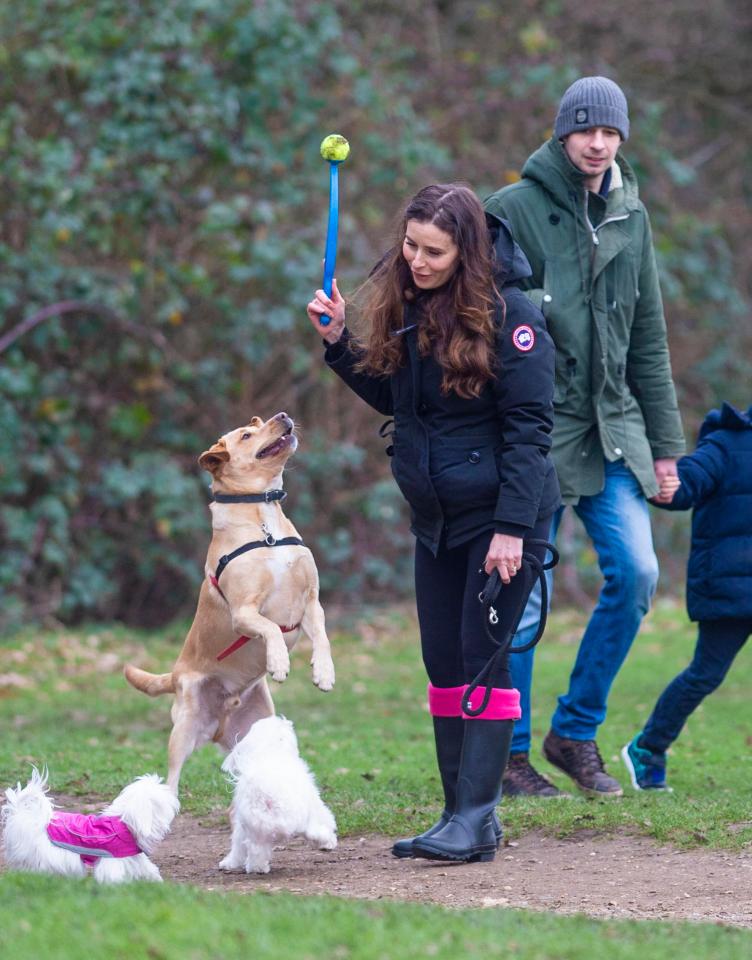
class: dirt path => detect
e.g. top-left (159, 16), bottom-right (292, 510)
top-left (156, 814), bottom-right (752, 926)
top-left (3, 796), bottom-right (751, 924)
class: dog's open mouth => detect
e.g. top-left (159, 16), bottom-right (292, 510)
top-left (257, 424), bottom-right (294, 459)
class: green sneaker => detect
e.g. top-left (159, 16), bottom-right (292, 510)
top-left (621, 735), bottom-right (671, 791)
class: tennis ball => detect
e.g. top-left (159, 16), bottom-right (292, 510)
top-left (320, 134), bottom-right (350, 163)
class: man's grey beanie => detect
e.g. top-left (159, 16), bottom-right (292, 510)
top-left (554, 76), bottom-right (629, 141)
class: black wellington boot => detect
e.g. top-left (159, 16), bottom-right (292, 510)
top-left (411, 718), bottom-right (513, 863)
top-left (392, 712), bottom-right (504, 859)
top-left (392, 716), bottom-right (462, 858)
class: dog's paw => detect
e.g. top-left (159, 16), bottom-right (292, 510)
top-left (317, 834), bottom-right (337, 851)
top-left (245, 860), bottom-right (271, 874)
top-left (218, 855), bottom-right (244, 872)
top-left (267, 643), bottom-right (290, 683)
top-left (268, 663), bottom-right (290, 683)
top-left (312, 655), bottom-right (335, 691)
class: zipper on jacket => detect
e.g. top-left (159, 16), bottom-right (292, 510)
top-left (591, 212), bottom-right (630, 284)
top-left (584, 191), bottom-right (630, 285)
top-left (594, 213), bottom-right (629, 237)
top-left (584, 192), bottom-right (600, 249)
top-left (585, 190), bottom-right (630, 246)
top-left (584, 192), bottom-right (599, 276)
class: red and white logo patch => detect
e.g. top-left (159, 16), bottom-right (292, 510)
top-left (512, 324), bottom-right (535, 352)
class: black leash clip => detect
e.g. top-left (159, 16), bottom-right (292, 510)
top-left (463, 539), bottom-right (559, 717)
top-left (479, 570), bottom-right (502, 625)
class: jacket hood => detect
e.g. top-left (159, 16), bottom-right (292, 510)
top-left (485, 212), bottom-right (533, 286)
top-left (521, 138), bottom-right (640, 211)
top-left (698, 401), bottom-right (752, 440)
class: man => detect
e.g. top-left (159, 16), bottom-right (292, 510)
top-left (484, 76), bottom-right (685, 797)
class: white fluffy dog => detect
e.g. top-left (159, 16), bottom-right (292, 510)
top-left (1, 767), bottom-right (179, 884)
top-left (219, 715), bottom-right (337, 874)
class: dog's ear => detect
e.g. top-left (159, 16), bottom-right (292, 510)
top-left (198, 441), bottom-right (230, 475)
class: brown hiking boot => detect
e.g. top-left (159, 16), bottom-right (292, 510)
top-left (502, 752), bottom-right (564, 797)
top-left (542, 731), bottom-right (623, 797)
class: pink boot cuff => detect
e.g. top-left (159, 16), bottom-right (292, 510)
top-left (427, 684), bottom-right (466, 717)
top-left (462, 687), bottom-right (521, 720)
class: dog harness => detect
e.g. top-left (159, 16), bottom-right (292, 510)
top-left (208, 489), bottom-right (306, 661)
top-left (46, 811), bottom-right (141, 867)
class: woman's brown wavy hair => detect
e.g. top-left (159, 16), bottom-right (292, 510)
top-left (350, 183), bottom-right (502, 399)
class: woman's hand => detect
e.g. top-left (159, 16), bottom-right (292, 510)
top-left (307, 278), bottom-right (346, 344)
top-left (484, 533), bottom-right (524, 584)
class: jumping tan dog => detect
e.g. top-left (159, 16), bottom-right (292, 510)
top-left (124, 412), bottom-right (335, 793)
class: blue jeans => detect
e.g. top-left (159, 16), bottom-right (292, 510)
top-left (510, 460), bottom-right (659, 751)
top-left (641, 619), bottom-right (751, 753)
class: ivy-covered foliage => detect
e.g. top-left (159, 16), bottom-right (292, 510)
top-left (0, 0), bottom-right (442, 629)
top-left (1, 1), bottom-right (749, 629)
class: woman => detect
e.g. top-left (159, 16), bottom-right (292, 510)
top-left (307, 184), bottom-right (560, 863)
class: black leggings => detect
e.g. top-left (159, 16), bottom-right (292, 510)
top-left (414, 517), bottom-right (551, 690)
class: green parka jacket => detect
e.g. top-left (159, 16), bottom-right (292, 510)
top-left (485, 138), bottom-right (685, 504)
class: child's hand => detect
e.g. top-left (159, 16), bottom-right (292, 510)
top-left (653, 474), bottom-right (681, 504)
top-left (661, 475), bottom-right (681, 496)
top-left (651, 458), bottom-right (680, 504)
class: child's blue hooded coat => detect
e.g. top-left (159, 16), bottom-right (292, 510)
top-left (660, 402), bottom-right (752, 621)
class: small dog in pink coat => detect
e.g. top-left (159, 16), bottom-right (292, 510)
top-left (2, 767), bottom-right (179, 883)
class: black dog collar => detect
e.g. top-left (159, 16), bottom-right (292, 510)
top-left (210, 489), bottom-right (287, 504)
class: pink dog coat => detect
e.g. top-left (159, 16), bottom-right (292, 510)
top-left (46, 811), bottom-right (141, 867)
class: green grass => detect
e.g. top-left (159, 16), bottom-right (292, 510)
top-left (1, 601), bottom-right (751, 847)
top-left (2, 601), bottom-right (752, 958)
top-left (2, 873), bottom-right (751, 960)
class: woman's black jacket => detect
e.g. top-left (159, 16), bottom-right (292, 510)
top-left (323, 217), bottom-right (561, 555)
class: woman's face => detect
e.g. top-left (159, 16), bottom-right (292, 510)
top-left (402, 220), bottom-right (460, 291)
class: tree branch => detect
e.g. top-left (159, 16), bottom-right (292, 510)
top-left (0, 301), bottom-right (121, 354)
top-left (0, 300), bottom-right (178, 358)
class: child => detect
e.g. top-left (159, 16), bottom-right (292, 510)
top-left (622, 402), bottom-right (752, 790)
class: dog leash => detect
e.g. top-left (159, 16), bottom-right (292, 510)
top-left (462, 539), bottom-right (559, 717)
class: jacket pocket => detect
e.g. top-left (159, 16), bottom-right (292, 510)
top-left (429, 437), bottom-right (501, 511)
top-left (554, 356), bottom-right (577, 406)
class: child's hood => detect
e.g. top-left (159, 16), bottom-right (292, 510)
top-left (698, 401), bottom-right (752, 440)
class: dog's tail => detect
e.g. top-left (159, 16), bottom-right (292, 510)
top-left (123, 665), bottom-right (175, 696)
